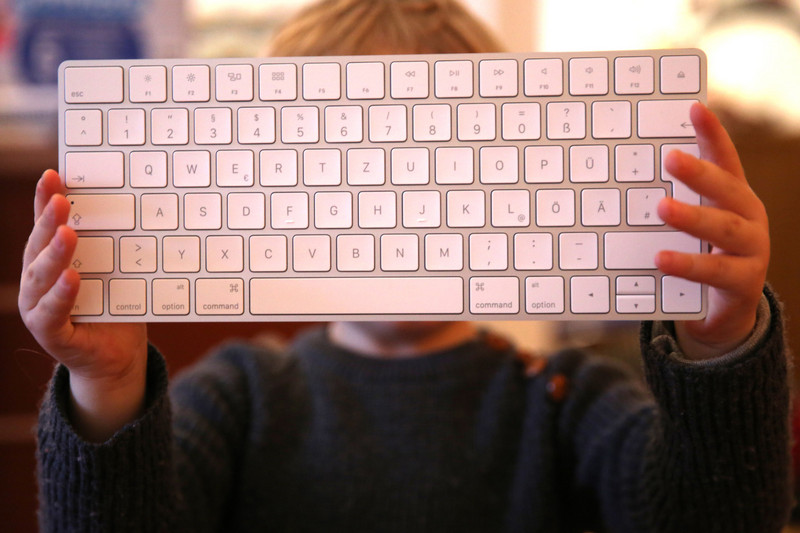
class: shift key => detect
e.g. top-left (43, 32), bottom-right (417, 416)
top-left (66, 194), bottom-right (135, 230)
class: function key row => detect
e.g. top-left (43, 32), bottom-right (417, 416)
top-left (64, 55), bottom-right (701, 105)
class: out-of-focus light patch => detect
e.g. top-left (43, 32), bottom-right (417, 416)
top-left (700, 20), bottom-right (800, 133)
top-left (189, 0), bottom-right (313, 20)
top-left (537, 0), bottom-right (700, 51)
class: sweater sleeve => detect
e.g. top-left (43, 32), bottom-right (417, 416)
top-left (559, 286), bottom-right (791, 532)
top-left (37, 344), bottom-right (175, 532)
top-left (36, 343), bottom-right (259, 533)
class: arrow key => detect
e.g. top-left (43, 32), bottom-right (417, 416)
top-left (616, 294), bottom-right (655, 314)
top-left (662, 275), bottom-right (702, 313)
top-left (121, 236), bottom-right (157, 273)
top-left (570, 275), bottom-right (610, 314)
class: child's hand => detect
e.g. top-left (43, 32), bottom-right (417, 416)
top-left (19, 170), bottom-right (148, 441)
top-left (656, 103), bottom-right (769, 360)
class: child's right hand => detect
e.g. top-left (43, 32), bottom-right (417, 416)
top-left (19, 170), bottom-right (148, 442)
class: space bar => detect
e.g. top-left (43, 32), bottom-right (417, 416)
top-left (250, 277), bottom-right (464, 315)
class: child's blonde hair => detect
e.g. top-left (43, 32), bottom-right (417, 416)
top-left (268, 0), bottom-right (504, 57)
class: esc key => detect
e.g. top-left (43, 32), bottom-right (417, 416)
top-left (64, 66), bottom-right (124, 103)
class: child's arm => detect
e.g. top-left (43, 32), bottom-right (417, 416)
top-left (656, 103), bottom-right (770, 360)
top-left (18, 170), bottom-right (148, 442)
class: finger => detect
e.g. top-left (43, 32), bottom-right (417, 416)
top-left (658, 197), bottom-right (765, 256)
top-left (19, 225), bottom-right (78, 313)
top-left (22, 194), bottom-right (72, 273)
top-left (24, 269), bottom-right (78, 351)
top-left (690, 102), bottom-right (746, 180)
top-left (34, 170), bottom-right (66, 222)
top-left (655, 250), bottom-right (763, 292)
top-left (663, 149), bottom-right (763, 220)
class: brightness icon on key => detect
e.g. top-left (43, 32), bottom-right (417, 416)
top-left (186, 73), bottom-right (196, 83)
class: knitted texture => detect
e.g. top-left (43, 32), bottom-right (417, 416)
top-left (36, 290), bottom-right (790, 532)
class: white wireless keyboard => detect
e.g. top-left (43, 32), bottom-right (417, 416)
top-left (58, 50), bottom-right (708, 322)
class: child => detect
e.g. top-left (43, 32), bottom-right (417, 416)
top-left (21, 0), bottom-right (789, 531)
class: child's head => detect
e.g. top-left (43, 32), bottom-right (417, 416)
top-left (268, 0), bottom-right (504, 57)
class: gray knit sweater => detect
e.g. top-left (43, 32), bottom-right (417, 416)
top-left (37, 289), bottom-right (790, 532)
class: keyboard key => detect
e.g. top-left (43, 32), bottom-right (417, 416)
top-left (616, 294), bottom-right (655, 313)
top-left (469, 233), bottom-right (508, 271)
top-left (569, 57), bottom-right (608, 96)
top-left (569, 145), bottom-right (608, 183)
top-left (514, 233), bottom-right (553, 271)
top-left (303, 63), bottom-right (341, 100)
top-left (347, 62), bottom-right (384, 99)
top-left (547, 102), bottom-right (586, 140)
top-left (250, 277), bottom-right (463, 315)
top-left (637, 100), bottom-right (698, 138)
top-left (662, 275), bottom-right (702, 313)
top-left (216, 64), bottom-right (254, 101)
top-left (206, 235), bottom-right (244, 272)
top-left (604, 231), bottom-right (701, 269)
top-left (581, 188), bottom-right (620, 226)
top-left (141, 194), bottom-right (179, 230)
top-left (337, 234), bottom-right (375, 271)
top-left (615, 144), bottom-right (654, 182)
top-left (72, 279), bottom-right (103, 316)
top-left (65, 110), bottom-right (102, 146)
top-left (152, 279), bottom-right (190, 316)
top-left (559, 232), bottom-right (598, 270)
top-left (184, 193), bottom-right (222, 230)
top-left (413, 104), bottom-right (451, 141)
top-left (174, 151), bottom-right (211, 187)
top-left (259, 63), bottom-right (297, 101)
top-left (120, 237), bottom-right (157, 273)
top-left (281, 106), bottom-right (319, 143)
top-left (152, 108), bottom-right (189, 145)
top-left (217, 150), bottom-right (254, 186)
top-left (524, 58), bottom-right (562, 96)
top-left (173, 65), bottom-right (210, 102)
top-left (425, 234), bottom-right (463, 271)
top-left (470, 277), bottom-right (519, 314)
top-left (536, 189), bottom-right (575, 227)
top-left (368, 105), bottom-right (407, 142)
top-left (325, 106), bottom-right (363, 143)
top-left (66, 194), bottom-right (135, 230)
top-left (130, 151), bottom-right (168, 188)
top-left (525, 276), bottom-right (564, 314)
top-left (72, 237), bottom-right (114, 273)
top-left (249, 235), bottom-right (288, 272)
top-left (65, 152), bottom-right (124, 188)
top-left (525, 146), bottom-right (563, 183)
top-left (614, 56), bottom-right (654, 95)
top-left (65, 66), bottom-right (123, 103)
top-left (591, 101), bottom-right (631, 139)
top-left (390, 61), bottom-right (429, 99)
top-left (380, 234), bottom-right (419, 271)
top-left (501, 103), bottom-right (541, 140)
top-left (435, 60), bottom-right (473, 98)
top-left (479, 59), bottom-right (518, 97)
top-left (457, 103), bottom-right (495, 141)
top-left (660, 55), bottom-right (701, 94)
top-left (196, 278), bottom-right (244, 315)
top-left (238, 107), bottom-right (276, 144)
top-left (163, 236), bottom-right (200, 273)
top-left (194, 108), bottom-right (232, 145)
top-left (109, 278), bottom-right (147, 316)
top-left (570, 276), bottom-right (610, 314)
top-left (129, 66), bottom-right (167, 103)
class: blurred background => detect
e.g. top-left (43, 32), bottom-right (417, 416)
top-left (1, 0), bottom-right (798, 530)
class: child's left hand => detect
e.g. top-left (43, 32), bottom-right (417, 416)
top-left (656, 103), bottom-right (770, 360)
